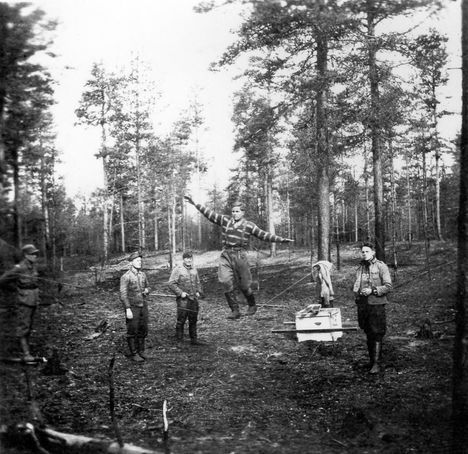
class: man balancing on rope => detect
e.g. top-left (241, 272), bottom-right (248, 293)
top-left (184, 196), bottom-right (293, 319)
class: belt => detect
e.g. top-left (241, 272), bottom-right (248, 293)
top-left (223, 246), bottom-right (246, 251)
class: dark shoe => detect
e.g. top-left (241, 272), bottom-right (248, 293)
top-left (225, 291), bottom-right (241, 319)
top-left (246, 305), bottom-right (257, 316)
top-left (137, 338), bottom-right (147, 359)
top-left (130, 354), bottom-right (144, 362)
top-left (227, 309), bottom-right (241, 319)
top-left (244, 292), bottom-right (257, 316)
top-left (23, 353), bottom-right (35, 363)
top-left (190, 338), bottom-right (204, 346)
top-left (127, 338), bottom-right (143, 362)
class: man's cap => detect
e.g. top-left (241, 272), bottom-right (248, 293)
top-left (22, 244), bottom-right (39, 255)
top-left (182, 250), bottom-right (193, 259)
top-left (232, 200), bottom-right (244, 210)
top-left (128, 251), bottom-right (142, 262)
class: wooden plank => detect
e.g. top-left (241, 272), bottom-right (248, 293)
top-left (272, 327), bottom-right (358, 334)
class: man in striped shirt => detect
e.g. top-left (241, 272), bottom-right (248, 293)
top-left (184, 196), bottom-right (293, 319)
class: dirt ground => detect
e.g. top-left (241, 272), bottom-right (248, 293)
top-left (0, 242), bottom-right (457, 453)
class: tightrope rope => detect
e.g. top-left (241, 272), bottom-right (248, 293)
top-left (262, 272), bottom-right (312, 306)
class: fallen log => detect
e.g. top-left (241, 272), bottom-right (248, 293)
top-left (0, 423), bottom-right (164, 454)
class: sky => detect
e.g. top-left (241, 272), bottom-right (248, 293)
top-left (12, 0), bottom-right (463, 198)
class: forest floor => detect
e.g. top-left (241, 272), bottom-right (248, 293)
top-left (0, 241), bottom-right (457, 454)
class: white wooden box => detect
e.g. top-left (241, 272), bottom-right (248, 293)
top-left (295, 306), bottom-right (343, 342)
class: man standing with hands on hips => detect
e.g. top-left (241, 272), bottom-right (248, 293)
top-left (120, 252), bottom-right (150, 362)
top-left (184, 195), bottom-right (293, 320)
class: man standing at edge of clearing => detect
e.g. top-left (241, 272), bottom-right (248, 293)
top-left (168, 250), bottom-right (204, 345)
top-left (353, 242), bottom-right (392, 374)
top-left (120, 252), bottom-right (150, 362)
top-left (0, 244), bottom-right (41, 363)
top-left (184, 195), bottom-right (293, 319)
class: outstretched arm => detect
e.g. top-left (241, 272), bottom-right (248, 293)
top-left (184, 195), bottom-right (228, 227)
top-left (249, 222), bottom-right (293, 243)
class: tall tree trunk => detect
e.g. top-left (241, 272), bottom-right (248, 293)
top-left (452, 2), bottom-right (468, 451)
top-left (431, 82), bottom-right (443, 241)
top-left (265, 170), bottom-right (276, 257)
top-left (422, 142), bottom-right (431, 279)
top-left (154, 208), bottom-right (159, 251)
top-left (364, 147), bottom-right (371, 241)
top-left (120, 193), bottom-right (125, 253)
top-left (366, 2), bottom-right (385, 260)
top-left (389, 138), bottom-right (398, 276)
top-left (40, 155), bottom-right (50, 263)
top-left (315, 2), bottom-right (330, 261)
top-left (171, 193), bottom-right (176, 256)
top-left (406, 151), bottom-right (413, 248)
top-left (12, 149), bottom-right (21, 247)
top-left (181, 195), bottom-right (186, 252)
top-left (100, 92), bottom-right (109, 263)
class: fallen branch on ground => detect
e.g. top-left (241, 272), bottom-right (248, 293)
top-left (0, 423), bottom-right (164, 454)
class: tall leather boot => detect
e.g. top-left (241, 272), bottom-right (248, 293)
top-left (137, 337), bottom-right (146, 360)
top-left (369, 341), bottom-right (382, 374)
top-left (189, 322), bottom-right (199, 345)
top-left (127, 338), bottom-right (144, 362)
top-left (20, 336), bottom-right (34, 363)
top-left (244, 292), bottom-right (257, 316)
top-left (175, 323), bottom-right (184, 341)
top-left (366, 337), bottom-right (374, 365)
top-left (225, 291), bottom-right (240, 319)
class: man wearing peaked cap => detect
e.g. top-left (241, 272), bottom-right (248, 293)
top-left (22, 244), bottom-right (39, 255)
top-left (128, 251), bottom-right (142, 262)
top-left (0, 243), bottom-right (41, 362)
top-left (120, 251), bottom-right (150, 362)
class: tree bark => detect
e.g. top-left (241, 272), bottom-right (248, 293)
top-left (452, 1), bottom-right (468, 451)
top-left (366, 2), bottom-right (385, 261)
top-left (120, 193), bottom-right (125, 253)
top-left (315, 1), bottom-right (330, 261)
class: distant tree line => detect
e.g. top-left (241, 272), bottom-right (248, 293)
top-left (0, 0), bottom-right (459, 269)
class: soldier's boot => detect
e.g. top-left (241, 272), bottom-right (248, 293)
top-left (366, 337), bottom-right (374, 366)
top-left (175, 324), bottom-right (184, 342)
top-left (224, 291), bottom-right (241, 319)
top-left (189, 323), bottom-right (200, 345)
top-left (137, 337), bottom-right (147, 360)
top-left (369, 341), bottom-right (382, 374)
top-left (244, 292), bottom-right (257, 316)
top-left (20, 337), bottom-right (34, 363)
top-left (127, 338), bottom-right (144, 362)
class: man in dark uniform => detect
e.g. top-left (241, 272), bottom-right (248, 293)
top-left (168, 250), bottom-right (203, 345)
top-left (0, 244), bottom-right (41, 362)
top-left (184, 196), bottom-right (293, 319)
top-left (353, 242), bottom-right (392, 374)
top-left (120, 252), bottom-right (150, 362)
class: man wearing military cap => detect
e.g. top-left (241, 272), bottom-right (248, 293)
top-left (0, 243), bottom-right (41, 362)
top-left (120, 251), bottom-right (150, 362)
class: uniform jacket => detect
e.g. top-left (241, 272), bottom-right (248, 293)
top-left (353, 258), bottom-right (392, 305)
top-left (120, 268), bottom-right (148, 308)
top-left (0, 259), bottom-right (39, 307)
top-left (168, 264), bottom-right (202, 299)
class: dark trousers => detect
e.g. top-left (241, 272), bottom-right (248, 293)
top-left (126, 304), bottom-right (149, 340)
top-left (356, 297), bottom-right (386, 342)
top-left (176, 298), bottom-right (198, 339)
